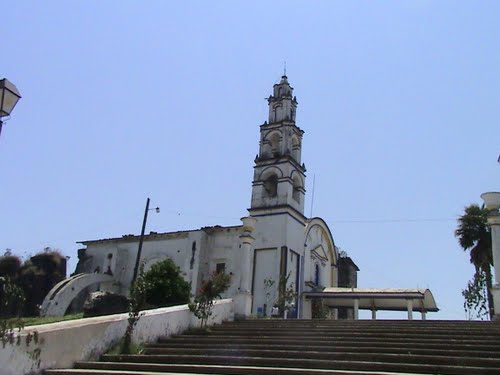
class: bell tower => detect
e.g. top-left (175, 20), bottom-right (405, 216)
top-left (249, 75), bottom-right (306, 218)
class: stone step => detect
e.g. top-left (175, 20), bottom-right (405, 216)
top-left (217, 324), bottom-right (500, 333)
top-left (102, 350), bottom-right (500, 369)
top-left (147, 340), bottom-right (500, 353)
top-left (45, 365), bottom-right (433, 375)
top-left (143, 345), bottom-right (500, 359)
top-left (168, 333), bottom-right (500, 344)
top-left (44, 320), bottom-right (500, 375)
top-left (205, 327), bottom-right (500, 338)
top-left (102, 351), bottom-right (500, 369)
top-left (216, 321), bottom-right (500, 328)
top-left (224, 319), bottom-right (499, 325)
top-left (73, 358), bottom-right (500, 375)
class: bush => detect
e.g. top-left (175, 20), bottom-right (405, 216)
top-left (30, 251), bottom-right (64, 277)
top-left (0, 256), bottom-right (22, 277)
top-left (189, 271), bottom-right (231, 328)
top-left (82, 292), bottom-right (129, 318)
top-left (142, 258), bottom-right (190, 308)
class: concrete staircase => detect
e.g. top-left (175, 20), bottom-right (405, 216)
top-left (45, 319), bottom-right (500, 375)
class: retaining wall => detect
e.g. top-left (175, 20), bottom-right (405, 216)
top-left (0, 299), bottom-right (234, 375)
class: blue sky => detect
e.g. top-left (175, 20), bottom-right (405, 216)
top-left (1, 1), bottom-right (499, 319)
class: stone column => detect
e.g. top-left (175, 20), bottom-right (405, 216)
top-left (353, 299), bottom-right (359, 320)
top-left (407, 299), bottom-right (413, 320)
top-left (481, 192), bottom-right (500, 319)
top-left (371, 309), bottom-right (377, 320)
top-left (233, 216), bottom-right (256, 318)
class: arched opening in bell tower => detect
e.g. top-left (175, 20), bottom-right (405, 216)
top-left (292, 176), bottom-right (301, 203)
top-left (269, 132), bottom-right (281, 157)
top-left (291, 136), bottom-right (300, 162)
top-left (263, 174), bottom-right (278, 198)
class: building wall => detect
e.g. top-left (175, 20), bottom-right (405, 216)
top-left (76, 215), bottom-right (338, 319)
top-left (199, 226), bottom-right (242, 298)
top-left (250, 212), bottom-right (307, 315)
top-left (80, 230), bottom-right (206, 297)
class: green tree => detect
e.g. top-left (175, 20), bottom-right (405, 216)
top-left (0, 249), bottom-right (65, 316)
top-left (142, 258), bottom-right (190, 308)
top-left (455, 204), bottom-right (493, 319)
top-left (121, 259), bottom-right (190, 353)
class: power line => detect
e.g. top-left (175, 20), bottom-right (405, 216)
top-left (160, 208), bottom-right (462, 224)
top-left (330, 218), bottom-right (456, 224)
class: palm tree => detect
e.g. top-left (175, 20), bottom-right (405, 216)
top-left (455, 204), bottom-right (493, 319)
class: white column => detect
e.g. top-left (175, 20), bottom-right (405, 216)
top-left (407, 299), bottom-right (413, 320)
top-left (481, 192), bottom-right (500, 319)
top-left (489, 218), bottom-right (500, 286)
top-left (353, 299), bottom-right (359, 320)
top-left (332, 308), bottom-right (338, 320)
top-left (233, 217), bottom-right (257, 318)
top-left (239, 234), bottom-right (254, 292)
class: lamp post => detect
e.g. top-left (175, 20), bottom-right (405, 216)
top-left (132, 197), bottom-right (160, 283)
top-left (0, 78), bottom-right (22, 137)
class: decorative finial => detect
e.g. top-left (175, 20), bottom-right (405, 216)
top-left (283, 60), bottom-right (287, 77)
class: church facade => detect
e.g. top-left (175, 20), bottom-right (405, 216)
top-left (75, 75), bottom-right (339, 318)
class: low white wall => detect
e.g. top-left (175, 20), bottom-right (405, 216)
top-left (0, 299), bottom-right (234, 375)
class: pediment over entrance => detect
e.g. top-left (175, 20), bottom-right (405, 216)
top-left (311, 245), bottom-right (329, 265)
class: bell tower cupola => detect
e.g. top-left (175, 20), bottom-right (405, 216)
top-left (268, 75), bottom-right (298, 124)
top-left (249, 75), bottom-right (306, 219)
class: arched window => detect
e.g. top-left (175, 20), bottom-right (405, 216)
top-left (291, 136), bottom-right (300, 162)
top-left (315, 263), bottom-right (320, 286)
top-left (292, 175), bottom-right (301, 203)
top-left (278, 87), bottom-right (282, 97)
top-left (269, 132), bottom-right (281, 157)
top-left (263, 174), bottom-right (278, 198)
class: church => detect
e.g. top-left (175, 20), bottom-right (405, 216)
top-left (40, 75), bottom-right (437, 320)
top-left (71, 75), bottom-right (338, 319)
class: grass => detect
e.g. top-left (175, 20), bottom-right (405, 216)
top-left (22, 313), bottom-right (84, 327)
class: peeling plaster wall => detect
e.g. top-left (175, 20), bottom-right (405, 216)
top-left (204, 228), bottom-right (242, 298)
top-left (81, 230), bottom-right (205, 297)
top-left (0, 299), bottom-right (233, 375)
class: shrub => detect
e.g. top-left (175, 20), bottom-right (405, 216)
top-left (189, 271), bottom-right (231, 328)
top-left (0, 256), bottom-right (22, 278)
top-left (82, 292), bottom-right (129, 318)
top-left (142, 258), bottom-right (190, 308)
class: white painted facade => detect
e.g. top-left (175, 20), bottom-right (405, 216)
top-left (55, 75), bottom-right (339, 318)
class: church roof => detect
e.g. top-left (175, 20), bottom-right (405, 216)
top-left (338, 256), bottom-right (360, 271)
top-left (78, 224), bottom-right (242, 245)
top-left (304, 288), bottom-right (438, 312)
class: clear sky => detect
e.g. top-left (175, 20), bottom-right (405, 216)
top-left (1, 1), bottom-right (499, 320)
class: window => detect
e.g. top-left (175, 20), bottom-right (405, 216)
top-left (216, 263), bottom-right (226, 274)
top-left (292, 176), bottom-right (301, 203)
top-left (291, 136), bottom-right (300, 161)
top-left (269, 132), bottom-right (281, 156)
top-left (263, 174), bottom-right (278, 197)
top-left (314, 263), bottom-right (320, 286)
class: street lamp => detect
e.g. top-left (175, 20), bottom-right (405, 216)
top-left (132, 197), bottom-right (160, 283)
top-left (0, 78), bottom-right (22, 137)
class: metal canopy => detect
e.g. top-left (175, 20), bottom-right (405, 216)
top-left (304, 287), bottom-right (439, 312)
